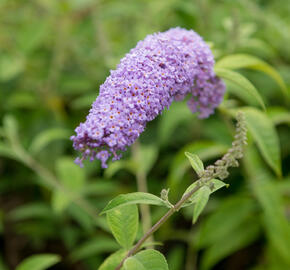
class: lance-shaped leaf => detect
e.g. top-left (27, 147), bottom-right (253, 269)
top-left (185, 152), bottom-right (204, 176)
top-left (182, 179), bottom-right (228, 208)
top-left (101, 192), bottom-right (169, 214)
top-left (243, 107), bottom-right (281, 176)
top-left (214, 68), bottom-right (265, 110)
top-left (192, 186), bottom-right (211, 224)
top-left (215, 54), bottom-right (288, 98)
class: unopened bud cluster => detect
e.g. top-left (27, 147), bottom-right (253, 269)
top-left (201, 112), bottom-right (247, 182)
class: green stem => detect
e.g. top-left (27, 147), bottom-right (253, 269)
top-left (115, 182), bottom-right (202, 270)
top-left (115, 112), bottom-right (247, 270)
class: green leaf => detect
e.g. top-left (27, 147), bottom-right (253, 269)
top-left (214, 68), bottom-right (265, 110)
top-left (192, 186), bottom-right (210, 223)
top-left (70, 236), bottom-right (119, 262)
top-left (98, 249), bottom-right (127, 270)
top-left (106, 205), bottom-right (138, 250)
top-left (243, 107), bottom-right (281, 176)
top-left (124, 257), bottom-right (146, 270)
top-left (126, 249), bottom-right (169, 270)
top-left (267, 107), bottom-right (290, 126)
top-left (184, 152), bottom-right (204, 176)
top-left (101, 192), bottom-right (168, 214)
top-left (29, 128), bottom-right (71, 154)
top-left (215, 54), bottom-right (288, 98)
top-left (52, 157), bottom-right (86, 213)
top-left (182, 179), bottom-right (227, 208)
top-left (210, 179), bottom-right (229, 193)
top-left (9, 203), bottom-right (53, 221)
top-left (3, 115), bottom-right (19, 143)
top-left (15, 254), bottom-right (60, 270)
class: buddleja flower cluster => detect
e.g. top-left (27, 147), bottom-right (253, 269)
top-left (71, 27), bottom-right (225, 168)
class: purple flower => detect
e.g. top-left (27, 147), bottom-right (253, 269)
top-left (71, 27), bottom-right (225, 168)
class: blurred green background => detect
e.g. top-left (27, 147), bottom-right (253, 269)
top-left (1, 0), bottom-right (290, 269)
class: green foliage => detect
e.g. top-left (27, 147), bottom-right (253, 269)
top-left (215, 67), bottom-right (265, 109)
top-left (184, 152), bottom-right (204, 177)
top-left (192, 186), bottom-right (211, 224)
top-left (98, 250), bottom-right (127, 270)
top-left (15, 254), bottom-right (60, 270)
top-left (124, 250), bottom-right (169, 270)
top-left (243, 107), bottom-right (281, 176)
top-left (101, 192), bottom-right (169, 214)
top-left (1, 0), bottom-right (290, 269)
top-left (215, 54), bottom-right (289, 97)
top-left (106, 205), bottom-right (139, 250)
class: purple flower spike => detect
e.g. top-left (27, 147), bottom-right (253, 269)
top-left (71, 27), bottom-right (225, 168)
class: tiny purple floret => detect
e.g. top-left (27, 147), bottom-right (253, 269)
top-left (71, 27), bottom-right (225, 168)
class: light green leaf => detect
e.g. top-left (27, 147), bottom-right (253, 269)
top-left (70, 237), bottom-right (119, 262)
top-left (214, 68), bottom-right (265, 110)
top-left (29, 128), bottom-right (71, 154)
top-left (124, 257), bottom-right (146, 270)
top-left (52, 157), bottom-right (86, 213)
top-left (51, 192), bottom-right (71, 213)
top-left (15, 254), bottom-right (60, 270)
top-left (215, 54), bottom-right (288, 98)
top-left (3, 115), bottom-right (19, 143)
top-left (129, 249), bottom-right (169, 270)
top-left (98, 249), bottom-right (127, 270)
top-left (192, 186), bottom-right (211, 223)
top-left (184, 152), bottom-right (204, 176)
top-left (210, 179), bottom-right (229, 193)
top-left (101, 192), bottom-right (168, 214)
top-left (182, 179), bottom-right (227, 208)
top-left (243, 107), bottom-right (281, 176)
top-left (106, 205), bottom-right (138, 250)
